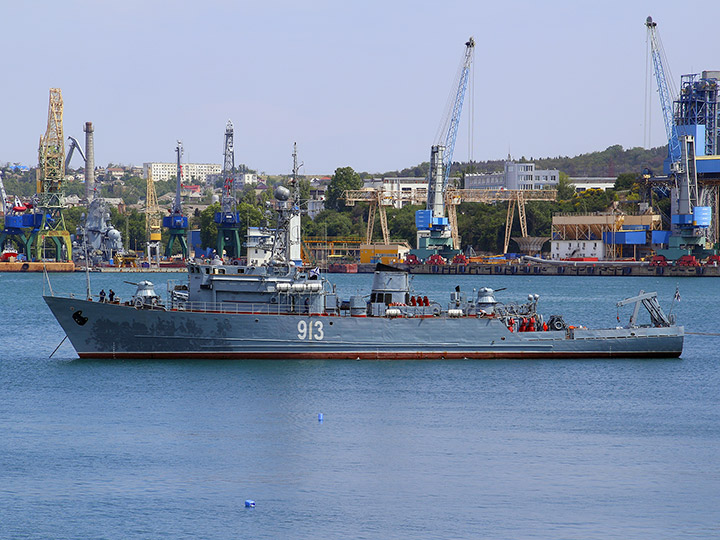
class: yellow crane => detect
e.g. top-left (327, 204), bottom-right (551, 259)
top-left (145, 169), bottom-right (163, 265)
top-left (444, 188), bottom-right (557, 253)
top-left (28, 88), bottom-right (72, 261)
top-left (31, 88), bottom-right (72, 262)
top-left (346, 186), bottom-right (556, 254)
top-left (343, 188), bottom-right (426, 244)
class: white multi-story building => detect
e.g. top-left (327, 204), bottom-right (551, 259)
top-left (143, 162), bottom-right (222, 183)
top-left (465, 161), bottom-right (559, 190)
top-left (363, 177), bottom-right (427, 208)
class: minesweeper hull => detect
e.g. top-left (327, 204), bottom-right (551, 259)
top-left (45, 296), bottom-right (684, 360)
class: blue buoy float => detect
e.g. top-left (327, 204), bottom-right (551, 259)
top-left (318, 413), bottom-right (323, 422)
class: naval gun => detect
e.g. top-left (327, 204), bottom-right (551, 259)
top-left (124, 280), bottom-right (162, 308)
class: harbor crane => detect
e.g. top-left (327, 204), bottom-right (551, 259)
top-left (162, 140), bottom-right (189, 258)
top-left (145, 168), bottom-right (162, 266)
top-left (64, 136), bottom-right (86, 172)
top-left (214, 120), bottom-right (242, 258)
top-left (345, 38), bottom-right (556, 257)
top-left (413, 37), bottom-right (475, 260)
top-left (646, 15), bottom-right (717, 257)
top-left (646, 16), bottom-right (682, 169)
top-left (30, 88), bottom-right (72, 262)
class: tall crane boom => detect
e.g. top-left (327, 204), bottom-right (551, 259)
top-left (31, 88), bottom-right (72, 261)
top-left (438, 37), bottom-right (475, 187)
top-left (221, 120), bottom-right (235, 214)
top-left (162, 140), bottom-right (189, 258)
top-left (172, 140), bottom-right (184, 215)
top-left (65, 136), bottom-right (86, 171)
top-left (414, 38), bottom-right (475, 259)
top-left (646, 16), bottom-right (681, 168)
top-left (0, 171), bottom-right (7, 216)
top-left (427, 38), bottom-right (474, 216)
top-left (38, 88), bottom-right (65, 195)
top-left (145, 168), bottom-right (162, 266)
top-left (145, 169), bottom-right (161, 241)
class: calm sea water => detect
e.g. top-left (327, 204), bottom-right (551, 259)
top-left (1, 271), bottom-right (719, 539)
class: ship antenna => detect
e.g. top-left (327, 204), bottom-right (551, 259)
top-left (292, 142), bottom-right (303, 212)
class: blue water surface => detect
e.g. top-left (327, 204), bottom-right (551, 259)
top-left (0, 271), bottom-right (718, 539)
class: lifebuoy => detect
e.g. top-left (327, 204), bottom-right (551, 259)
top-left (134, 297), bottom-right (144, 309)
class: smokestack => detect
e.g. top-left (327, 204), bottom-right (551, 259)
top-left (84, 122), bottom-right (95, 201)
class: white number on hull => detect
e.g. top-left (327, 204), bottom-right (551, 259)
top-left (297, 320), bottom-right (324, 341)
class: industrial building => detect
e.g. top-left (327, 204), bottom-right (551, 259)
top-left (551, 212), bottom-right (663, 260)
top-left (359, 242), bottom-right (410, 265)
top-left (465, 161), bottom-right (560, 190)
top-left (668, 70), bottom-right (720, 176)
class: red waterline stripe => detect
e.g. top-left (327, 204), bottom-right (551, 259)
top-left (78, 350), bottom-right (682, 360)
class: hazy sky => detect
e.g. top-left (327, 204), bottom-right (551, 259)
top-left (1, 0), bottom-right (717, 175)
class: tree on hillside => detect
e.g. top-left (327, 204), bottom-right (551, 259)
top-left (325, 167), bottom-right (363, 211)
top-left (303, 210), bottom-right (356, 237)
top-left (556, 173), bottom-right (575, 200)
top-left (199, 203), bottom-right (221, 250)
top-left (614, 172), bottom-right (637, 190)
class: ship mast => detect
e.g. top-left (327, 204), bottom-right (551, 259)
top-left (270, 143), bottom-right (303, 264)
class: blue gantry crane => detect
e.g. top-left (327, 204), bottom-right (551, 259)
top-left (214, 120), bottom-right (242, 258)
top-left (163, 140), bottom-right (189, 258)
top-left (412, 37), bottom-right (475, 261)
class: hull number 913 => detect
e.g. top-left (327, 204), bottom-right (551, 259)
top-left (297, 320), bottom-right (324, 341)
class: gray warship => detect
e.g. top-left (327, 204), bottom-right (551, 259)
top-left (44, 181), bottom-right (684, 360)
